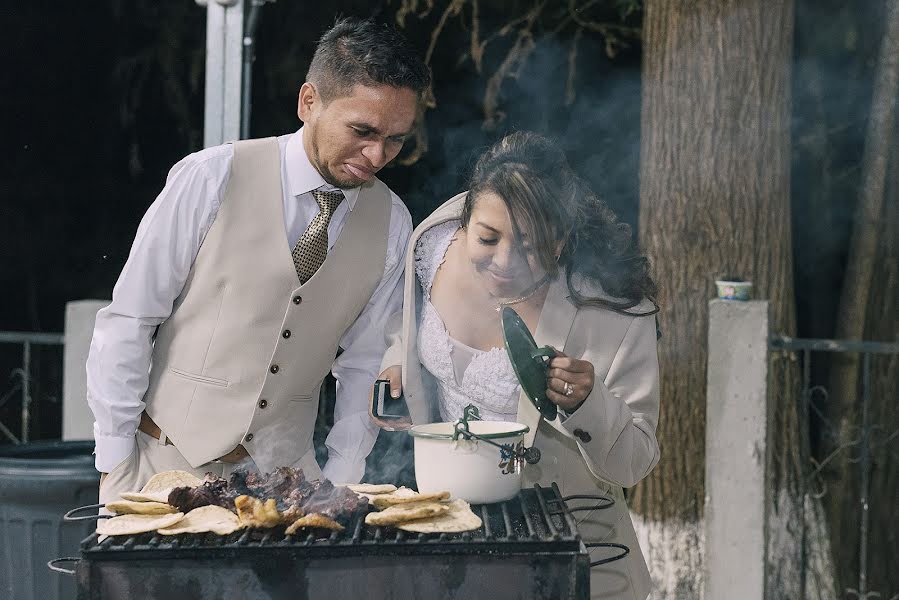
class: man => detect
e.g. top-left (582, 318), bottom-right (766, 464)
top-left (87, 17), bottom-right (429, 505)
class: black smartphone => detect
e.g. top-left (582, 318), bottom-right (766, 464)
top-left (370, 379), bottom-right (411, 429)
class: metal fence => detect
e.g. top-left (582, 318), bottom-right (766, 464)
top-left (769, 335), bottom-right (899, 600)
top-left (0, 331), bottom-right (64, 444)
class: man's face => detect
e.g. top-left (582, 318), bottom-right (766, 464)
top-left (298, 82), bottom-right (418, 189)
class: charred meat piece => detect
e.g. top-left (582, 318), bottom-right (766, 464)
top-left (299, 480), bottom-right (369, 522)
top-left (168, 474), bottom-right (239, 512)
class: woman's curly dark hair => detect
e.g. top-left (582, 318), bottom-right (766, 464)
top-left (461, 131), bottom-right (658, 315)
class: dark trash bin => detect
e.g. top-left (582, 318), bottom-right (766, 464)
top-left (0, 440), bottom-right (98, 600)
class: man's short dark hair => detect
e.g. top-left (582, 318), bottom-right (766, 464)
top-left (307, 17), bottom-right (430, 103)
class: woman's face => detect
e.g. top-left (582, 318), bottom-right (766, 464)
top-left (465, 192), bottom-right (550, 299)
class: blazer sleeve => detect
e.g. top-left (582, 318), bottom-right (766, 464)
top-left (380, 308), bottom-right (405, 373)
top-left (558, 312), bottom-right (661, 488)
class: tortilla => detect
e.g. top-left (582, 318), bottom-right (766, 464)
top-left (118, 470), bottom-right (203, 504)
top-left (397, 499), bottom-right (483, 534)
top-left (370, 490), bottom-right (450, 510)
top-left (157, 505), bottom-right (243, 536)
top-left (141, 470), bottom-right (203, 493)
top-left (96, 512), bottom-right (184, 536)
top-left (364, 501), bottom-right (450, 527)
top-left (119, 491), bottom-right (171, 504)
top-left (285, 513), bottom-right (344, 535)
top-left (105, 500), bottom-right (178, 516)
top-left (347, 483), bottom-right (397, 495)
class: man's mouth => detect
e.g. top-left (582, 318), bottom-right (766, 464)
top-left (343, 163), bottom-right (374, 181)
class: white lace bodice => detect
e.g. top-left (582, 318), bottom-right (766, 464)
top-left (415, 220), bottom-right (522, 422)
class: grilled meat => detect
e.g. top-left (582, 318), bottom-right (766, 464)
top-left (295, 480), bottom-right (369, 522)
top-left (167, 474), bottom-right (239, 513)
top-left (166, 467), bottom-right (368, 524)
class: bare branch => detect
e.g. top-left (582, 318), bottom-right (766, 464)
top-left (483, 1), bottom-right (545, 130)
top-left (566, 27), bottom-right (583, 106)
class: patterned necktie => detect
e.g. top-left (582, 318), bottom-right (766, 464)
top-left (292, 189), bottom-right (344, 283)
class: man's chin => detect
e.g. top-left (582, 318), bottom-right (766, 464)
top-left (321, 168), bottom-right (365, 190)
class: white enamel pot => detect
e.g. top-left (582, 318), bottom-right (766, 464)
top-left (409, 420), bottom-right (531, 504)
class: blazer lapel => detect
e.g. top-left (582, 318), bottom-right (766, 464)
top-left (517, 273), bottom-right (577, 445)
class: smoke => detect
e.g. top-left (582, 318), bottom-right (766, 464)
top-left (362, 429), bottom-right (417, 488)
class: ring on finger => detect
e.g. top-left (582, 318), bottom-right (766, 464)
top-left (563, 382), bottom-right (573, 397)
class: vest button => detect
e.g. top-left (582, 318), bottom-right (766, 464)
top-left (293, 296), bottom-right (302, 305)
top-left (282, 329), bottom-right (291, 339)
top-left (245, 433), bottom-right (254, 442)
top-left (258, 399), bottom-right (268, 409)
top-left (573, 429), bottom-right (592, 443)
top-left (270, 364), bottom-right (279, 374)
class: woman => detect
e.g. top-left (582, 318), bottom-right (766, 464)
top-left (378, 132), bottom-right (660, 599)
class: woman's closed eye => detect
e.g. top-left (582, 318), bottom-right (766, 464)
top-left (478, 237), bottom-right (499, 246)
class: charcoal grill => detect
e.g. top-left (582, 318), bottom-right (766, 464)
top-left (50, 483), bottom-right (626, 600)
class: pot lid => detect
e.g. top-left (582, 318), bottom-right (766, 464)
top-left (501, 306), bottom-right (558, 421)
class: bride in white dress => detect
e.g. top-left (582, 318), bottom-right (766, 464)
top-left (377, 131), bottom-right (661, 600)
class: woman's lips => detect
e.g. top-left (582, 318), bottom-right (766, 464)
top-left (487, 270), bottom-right (517, 284)
top-left (344, 163), bottom-right (373, 181)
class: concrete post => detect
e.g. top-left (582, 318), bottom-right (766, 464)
top-left (62, 300), bottom-right (109, 441)
top-left (704, 299), bottom-right (769, 600)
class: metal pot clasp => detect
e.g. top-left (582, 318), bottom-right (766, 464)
top-left (453, 404), bottom-right (541, 473)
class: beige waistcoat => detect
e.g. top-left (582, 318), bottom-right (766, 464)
top-left (143, 138), bottom-right (390, 473)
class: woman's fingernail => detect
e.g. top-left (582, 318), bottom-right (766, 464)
top-left (391, 389), bottom-right (400, 398)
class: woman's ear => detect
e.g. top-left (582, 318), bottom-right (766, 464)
top-left (554, 232), bottom-right (569, 260)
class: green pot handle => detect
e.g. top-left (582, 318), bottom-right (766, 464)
top-left (531, 345), bottom-right (557, 363)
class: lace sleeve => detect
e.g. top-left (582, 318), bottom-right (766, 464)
top-left (414, 220), bottom-right (461, 299)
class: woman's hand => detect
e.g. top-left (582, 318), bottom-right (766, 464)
top-left (370, 365), bottom-right (411, 431)
top-left (545, 351), bottom-right (595, 412)
top-left (379, 365), bottom-right (403, 399)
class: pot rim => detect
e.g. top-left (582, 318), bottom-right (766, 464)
top-left (408, 421), bottom-right (530, 440)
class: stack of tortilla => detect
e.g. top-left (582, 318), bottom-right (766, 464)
top-left (348, 484), bottom-right (482, 533)
top-left (98, 470), bottom-right (242, 537)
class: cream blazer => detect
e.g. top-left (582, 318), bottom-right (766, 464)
top-left (381, 194), bottom-right (660, 599)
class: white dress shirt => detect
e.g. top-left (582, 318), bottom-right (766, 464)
top-left (87, 128), bottom-right (412, 484)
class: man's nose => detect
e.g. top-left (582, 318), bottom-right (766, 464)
top-left (362, 140), bottom-right (388, 170)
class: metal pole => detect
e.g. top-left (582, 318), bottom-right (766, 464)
top-left (201, 0), bottom-right (245, 148)
top-left (240, 1), bottom-right (265, 139)
top-left (21, 341), bottom-right (31, 443)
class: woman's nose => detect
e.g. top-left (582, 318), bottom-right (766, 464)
top-left (492, 244), bottom-right (519, 271)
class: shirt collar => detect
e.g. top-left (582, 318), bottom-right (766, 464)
top-left (285, 127), bottom-right (360, 210)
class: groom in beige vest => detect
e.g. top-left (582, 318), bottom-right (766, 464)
top-left (87, 17), bottom-right (429, 505)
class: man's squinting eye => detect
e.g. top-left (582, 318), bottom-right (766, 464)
top-left (351, 127), bottom-right (371, 137)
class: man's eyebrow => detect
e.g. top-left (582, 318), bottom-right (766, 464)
top-left (348, 122), bottom-right (412, 139)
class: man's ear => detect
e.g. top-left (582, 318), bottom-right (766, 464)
top-left (297, 82), bottom-right (318, 122)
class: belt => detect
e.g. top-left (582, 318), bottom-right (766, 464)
top-left (138, 411), bottom-right (249, 464)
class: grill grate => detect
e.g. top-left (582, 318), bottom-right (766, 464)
top-left (81, 484), bottom-right (582, 559)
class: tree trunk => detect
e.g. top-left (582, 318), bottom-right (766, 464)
top-left (860, 115), bottom-right (899, 598)
top-left (635, 1), bottom-right (803, 597)
top-left (827, 1), bottom-right (899, 593)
